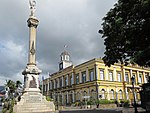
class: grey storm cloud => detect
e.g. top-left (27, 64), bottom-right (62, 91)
top-left (0, 0), bottom-right (116, 84)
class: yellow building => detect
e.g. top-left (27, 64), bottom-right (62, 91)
top-left (43, 50), bottom-right (150, 105)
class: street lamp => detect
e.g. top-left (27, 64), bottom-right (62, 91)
top-left (131, 76), bottom-right (138, 113)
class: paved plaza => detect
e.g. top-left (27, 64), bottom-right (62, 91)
top-left (0, 107), bottom-right (147, 113)
top-left (59, 107), bottom-right (146, 113)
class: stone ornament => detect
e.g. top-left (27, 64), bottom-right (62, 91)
top-left (29, 0), bottom-right (36, 16)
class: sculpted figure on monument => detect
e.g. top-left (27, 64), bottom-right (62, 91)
top-left (29, 0), bottom-right (36, 16)
top-left (29, 76), bottom-right (37, 88)
top-left (30, 41), bottom-right (35, 55)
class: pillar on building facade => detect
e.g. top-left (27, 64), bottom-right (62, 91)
top-left (115, 87), bottom-right (118, 101)
top-left (105, 66), bottom-right (108, 80)
top-left (72, 72), bottom-right (74, 84)
top-left (57, 78), bottom-right (60, 88)
top-left (143, 72), bottom-right (146, 83)
top-left (50, 81), bottom-right (52, 89)
top-left (123, 68), bottom-right (126, 81)
top-left (47, 80), bottom-right (49, 91)
top-left (86, 67), bottom-right (89, 81)
top-left (62, 76), bottom-right (64, 87)
top-left (106, 87), bottom-right (110, 100)
top-left (79, 71), bottom-right (82, 83)
top-left (66, 74), bottom-right (69, 86)
top-left (137, 71), bottom-right (139, 84)
top-left (62, 92), bottom-right (64, 105)
top-left (54, 79), bottom-right (56, 89)
top-left (94, 64), bottom-right (98, 80)
top-left (113, 67), bottom-right (117, 81)
top-left (125, 87), bottom-right (129, 100)
top-left (72, 91), bottom-right (75, 103)
top-left (67, 92), bottom-right (69, 104)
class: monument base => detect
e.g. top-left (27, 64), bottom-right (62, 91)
top-left (13, 92), bottom-right (55, 113)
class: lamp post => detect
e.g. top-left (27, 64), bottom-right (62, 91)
top-left (131, 76), bottom-right (138, 113)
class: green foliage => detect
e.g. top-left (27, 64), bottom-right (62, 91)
top-left (3, 80), bottom-right (22, 113)
top-left (87, 99), bottom-right (115, 105)
top-left (120, 100), bottom-right (130, 107)
top-left (98, 99), bottom-right (115, 104)
top-left (87, 100), bottom-right (94, 105)
top-left (99, 0), bottom-right (150, 67)
top-left (46, 96), bottom-right (52, 101)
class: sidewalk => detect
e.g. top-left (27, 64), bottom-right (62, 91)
top-left (61, 106), bottom-right (146, 113)
top-left (122, 107), bottom-right (146, 113)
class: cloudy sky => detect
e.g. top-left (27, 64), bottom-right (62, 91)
top-left (0, 0), bottom-right (117, 85)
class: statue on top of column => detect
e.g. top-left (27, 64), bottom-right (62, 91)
top-left (29, 0), bottom-right (36, 17)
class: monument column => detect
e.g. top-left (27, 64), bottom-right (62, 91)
top-left (27, 17), bottom-right (39, 65)
top-left (13, 1), bottom-right (55, 112)
top-left (22, 4), bottom-right (41, 92)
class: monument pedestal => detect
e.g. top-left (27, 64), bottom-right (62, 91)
top-left (13, 92), bottom-right (55, 113)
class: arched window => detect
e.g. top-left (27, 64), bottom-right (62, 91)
top-left (83, 91), bottom-right (87, 96)
top-left (138, 74), bottom-right (142, 84)
top-left (101, 89), bottom-right (105, 99)
top-left (76, 92), bottom-right (80, 101)
top-left (100, 69), bottom-right (104, 80)
top-left (110, 89), bottom-right (114, 99)
top-left (89, 69), bottom-right (94, 81)
top-left (91, 89), bottom-right (96, 99)
top-left (118, 90), bottom-right (123, 99)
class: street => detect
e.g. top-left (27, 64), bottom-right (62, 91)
top-left (59, 107), bottom-right (146, 113)
top-left (59, 109), bottom-right (122, 113)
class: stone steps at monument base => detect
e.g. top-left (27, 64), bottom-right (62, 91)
top-left (15, 103), bottom-right (54, 112)
top-left (13, 92), bottom-right (55, 113)
top-left (17, 111), bottom-right (55, 113)
top-left (15, 109), bottom-right (53, 112)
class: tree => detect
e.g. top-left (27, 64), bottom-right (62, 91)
top-left (99, 0), bottom-right (150, 67)
top-left (2, 80), bottom-right (22, 113)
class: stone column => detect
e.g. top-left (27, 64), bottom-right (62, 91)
top-left (105, 66), bottom-right (108, 80)
top-left (62, 76), bottom-right (64, 87)
top-left (115, 87), bottom-right (118, 100)
top-left (54, 80), bottom-right (56, 89)
top-left (106, 87), bottom-right (110, 100)
top-left (79, 71), bottom-right (82, 83)
top-left (67, 92), bottom-right (69, 104)
top-left (143, 72), bottom-right (146, 83)
top-left (50, 81), bottom-right (52, 89)
top-left (72, 73), bottom-right (74, 85)
top-left (62, 93), bottom-right (64, 105)
top-left (22, 16), bottom-right (42, 92)
top-left (57, 78), bottom-right (60, 88)
top-left (86, 67), bottom-right (89, 81)
top-left (123, 68), bottom-right (126, 81)
top-left (66, 74), bottom-right (69, 86)
top-left (125, 87), bottom-right (129, 100)
top-left (137, 71), bottom-right (139, 84)
top-left (113, 67), bottom-right (117, 81)
top-left (95, 64), bottom-right (98, 80)
top-left (72, 91), bottom-right (75, 103)
top-left (27, 17), bottom-right (39, 65)
top-left (130, 69), bottom-right (133, 84)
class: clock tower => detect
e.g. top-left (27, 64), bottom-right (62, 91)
top-left (59, 49), bottom-right (72, 71)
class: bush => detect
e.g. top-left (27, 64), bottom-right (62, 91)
top-left (99, 100), bottom-right (115, 104)
top-left (123, 100), bottom-right (130, 107)
top-left (46, 96), bottom-right (52, 101)
top-left (87, 100), bottom-right (94, 105)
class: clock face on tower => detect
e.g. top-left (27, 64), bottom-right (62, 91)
top-left (59, 63), bottom-right (63, 70)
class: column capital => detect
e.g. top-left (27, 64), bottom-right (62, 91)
top-left (27, 17), bottom-right (39, 28)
